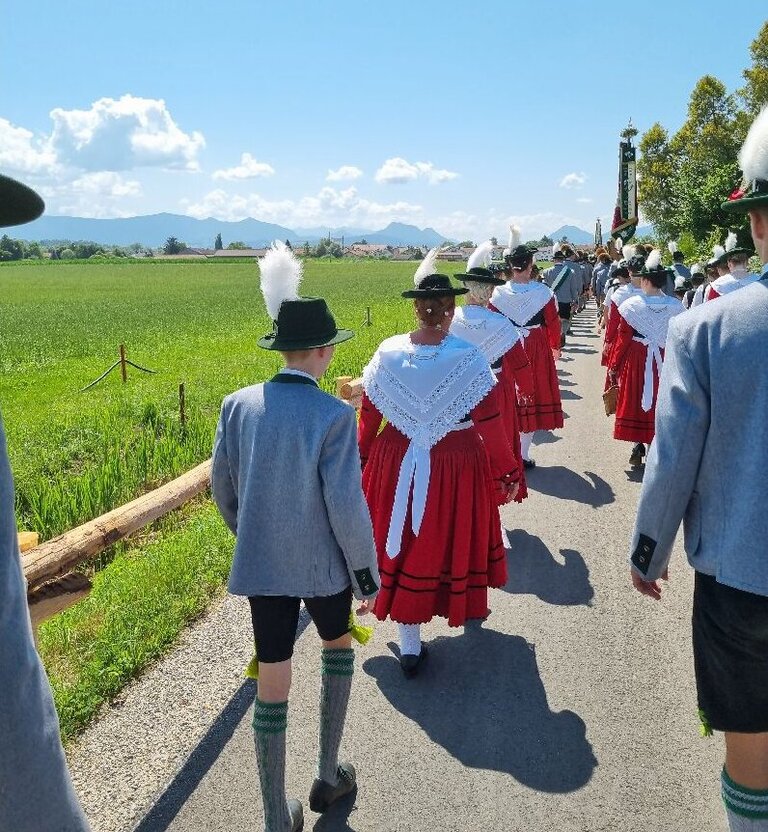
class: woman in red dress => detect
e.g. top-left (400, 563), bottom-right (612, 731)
top-left (607, 250), bottom-right (684, 467)
top-left (450, 240), bottom-right (534, 501)
top-left (488, 242), bottom-right (563, 468)
top-left (359, 249), bottom-right (520, 677)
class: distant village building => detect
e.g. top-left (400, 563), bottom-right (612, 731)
top-left (211, 248), bottom-right (268, 258)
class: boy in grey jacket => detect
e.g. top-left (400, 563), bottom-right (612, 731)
top-left (212, 242), bottom-right (379, 832)
top-left (629, 106), bottom-right (768, 830)
top-left (0, 175), bottom-right (91, 831)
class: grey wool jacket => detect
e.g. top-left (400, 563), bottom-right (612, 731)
top-left (542, 263), bottom-right (580, 304)
top-left (212, 372), bottom-right (379, 600)
top-left (0, 414), bottom-right (91, 831)
top-left (630, 267), bottom-right (768, 595)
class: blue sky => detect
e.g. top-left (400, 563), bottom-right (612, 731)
top-left (2, 0), bottom-right (765, 240)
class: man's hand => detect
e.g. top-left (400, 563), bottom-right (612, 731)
top-left (631, 568), bottom-right (669, 600)
top-left (356, 595), bottom-right (377, 616)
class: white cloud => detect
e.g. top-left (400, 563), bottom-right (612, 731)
top-left (181, 185), bottom-right (422, 229)
top-left (40, 172), bottom-right (143, 218)
top-left (559, 171), bottom-right (587, 189)
top-left (49, 94), bottom-right (205, 171)
top-left (326, 165), bottom-right (363, 182)
top-left (212, 152), bottom-right (275, 180)
top-left (375, 157), bottom-right (458, 185)
top-left (576, 197), bottom-right (593, 203)
top-left (0, 118), bottom-right (57, 175)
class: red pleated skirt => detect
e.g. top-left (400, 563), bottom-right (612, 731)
top-left (495, 373), bottom-right (528, 502)
top-left (614, 341), bottom-right (663, 443)
top-left (520, 329), bottom-right (564, 432)
top-left (363, 424), bottom-right (507, 627)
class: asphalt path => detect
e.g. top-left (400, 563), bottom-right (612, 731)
top-left (77, 303), bottom-right (725, 832)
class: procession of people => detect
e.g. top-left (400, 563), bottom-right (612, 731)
top-left (2, 101), bottom-right (768, 832)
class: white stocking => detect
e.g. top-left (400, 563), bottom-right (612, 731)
top-left (398, 623), bottom-right (422, 657)
top-left (519, 432), bottom-right (534, 462)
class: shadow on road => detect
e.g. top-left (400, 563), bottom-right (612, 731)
top-left (533, 430), bottom-right (561, 446)
top-left (502, 529), bottom-right (594, 606)
top-left (526, 466), bottom-right (614, 507)
top-left (560, 389), bottom-right (582, 401)
top-left (363, 629), bottom-right (597, 793)
top-left (562, 345), bottom-right (597, 355)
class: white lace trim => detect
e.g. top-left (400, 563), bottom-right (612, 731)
top-left (610, 283), bottom-right (642, 308)
top-left (490, 281), bottom-right (554, 326)
top-left (449, 305), bottom-right (522, 364)
top-left (618, 294), bottom-right (684, 349)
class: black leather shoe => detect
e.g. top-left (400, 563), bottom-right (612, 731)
top-left (400, 644), bottom-right (428, 678)
top-left (288, 798), bottom-right (304, 831)
top-left (629, 444), bottom-right (644, 467)
top-left (523, 458), bottom-right (536, 470)
top-left (309, 762), bottom-right (356, 814)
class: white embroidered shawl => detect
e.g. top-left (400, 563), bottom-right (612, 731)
top-left (610, 283), bottom-right (642, 308)
top-left (708, 274), bottom-right (738, 297)
top-left (718, 271), bottom-right (761, 295)
top-left (362, 333), bottom-right (495, 558)
top-left (490, 281), bottom-right (554, 329)
top-left (617, 294), bottom-right (684, 411)
top-left (449, 305), bottom-right (522, 365)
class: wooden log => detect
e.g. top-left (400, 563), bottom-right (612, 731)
top-left (22, 459), bottom-right (212, 592)
top-left (28, 573), bottom-right (93, 629)
top-left (18, 531), bottom-right (39, 552)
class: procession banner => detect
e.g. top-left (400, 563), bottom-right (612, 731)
top-left (611, 139), bottom-right (638, 243)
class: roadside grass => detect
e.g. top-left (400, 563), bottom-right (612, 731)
top-left (38, 499), bottom-right (233, 743)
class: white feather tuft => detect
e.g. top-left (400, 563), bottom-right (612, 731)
top-left (510, 225), bottom-right (521, 251)
top-left (725, 231), bottom-right (738, 252)
top-left (414, 246), bottom-right (441, 286)
top-left (667, 240), bottom-right (678, 255)
top-left (645, 249), bottom-right (662, 270)
top-left (259, 240), bottom-right (302, 320)
top-left (691, 262), bottom-right (704, 275)
top-left (552, 241), bottom-right (562, 255)
top-left (739, 105), bottom-right (768, 185)
top-left (622, 244), bottom-right (637, 261)
top-left (712, 245), bottom-right (725, 259)
top-left (616, 239), bottom-right (623, 252)
top-left (467, 240), bottom-right (494, 271)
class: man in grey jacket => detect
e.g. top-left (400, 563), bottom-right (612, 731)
top-left (212, 244), bottom-right (379, 832)
top-left (0, 175), bottom-right (91, 831)
top-left (542, 246), bottom-right (581, 346)
top-left (629, 106), bottom-right (768, 830)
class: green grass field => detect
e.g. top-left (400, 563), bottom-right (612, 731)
top-left (0, 257), bottom-right (421, 739)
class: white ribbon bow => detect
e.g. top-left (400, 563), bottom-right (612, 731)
top-left (639, 337), bottom-right (663, 412)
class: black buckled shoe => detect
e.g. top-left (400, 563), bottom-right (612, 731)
top-left (523, 458), bottom-right (536, 470)
top-left (288, 798), bottom-right (304, 831)
top-left (400, 643), bottom-right (428, 678)
top-left (629, 443), bottom-right (645, 468)
top-left (309, 762), bottom-right (356, 814)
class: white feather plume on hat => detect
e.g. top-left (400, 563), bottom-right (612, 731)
top-left (725, 231), bottom-right (738, 252)
top-left (616, 239), bottom-right (624, 253)
top-left (552, 241), bottom-right (562, 255)
top-left (509, 225), bottom-right (521, 251)
top-left (622, 244), bottom-right (637, 261)
top-left (413, 246), bottom-right (441, 287)
top-left (691, 262), bottom-right (704, 275)
top-left (667, 240), bottom-right (678, 255)
top-left (645, 249), bottom-right (662, 270)
top-left (259, 240), bottom-right (302, 320)
top-left (467, 239), bottom-right (494, 271)
top-left (712, 244), bottom-right (725, 259)
top-left (738, 105), bottom-right (768, 185)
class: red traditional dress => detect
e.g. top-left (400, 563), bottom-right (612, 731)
top-left (705, 269), bottom-right (760, 301)
top-left (450, 304), bottom-right (534, 501)
top-left (601, 283), bottom-right (642, 368)
top-left (359, 333), bottom-right (519, 627)
top-left (488, 281), bottom-right (563, 431)
top-left (608, 294), bottom-right (684, 443)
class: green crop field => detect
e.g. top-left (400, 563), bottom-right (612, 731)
top-left (0, 257), bottom-right (424, 739)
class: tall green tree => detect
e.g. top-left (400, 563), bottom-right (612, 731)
top-left (214, 233), bottom-right (223, 250)
top-left (740, 21), bottom-right (768, 116)
top-left (163, 236), bottom-right (183, 254)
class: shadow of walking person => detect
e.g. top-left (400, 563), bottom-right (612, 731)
top-left (363, 629), bottom-right (597, 793)
top-left (526, 466), bottom-right (614, 507)
top-left (503, 530), bottom-right (594, 606)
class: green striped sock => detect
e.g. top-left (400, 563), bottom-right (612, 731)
top-left (253, 699), bottom-right (290, 832)
top-left (318, 648), bottom-right (354, 784)
top-left (722, 768), bottom-right (768, 828)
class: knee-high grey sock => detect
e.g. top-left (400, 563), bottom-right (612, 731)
top-left (398, 623), bottom-right (422, 656)
top-left (252, 699), bottom-right (291, 832)
top-left (722, 768), bottom-right (768, 830)
top-left (318, 648), bottom-right (354, 785)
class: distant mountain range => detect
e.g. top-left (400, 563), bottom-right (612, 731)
top-left (13, 213), bottom-right (453, 248)
top-left (548, 223), bottom-right (655, 245)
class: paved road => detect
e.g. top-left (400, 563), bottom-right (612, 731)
top-left (70, 304), bottom-right (724, 832)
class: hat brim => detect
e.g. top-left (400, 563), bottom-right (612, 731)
top-left (257, 328), bottom-right (355, 351)
top-left (722, 193), bottom-right (768, 212)
top-left (401, 287), bottom-right (468, 298)
top-left (724, 246), bottom-right (755, 258)
top-left (453, 273), bottom-right (505, 286)
top-left (0, 175), bottom-right (45, 227)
